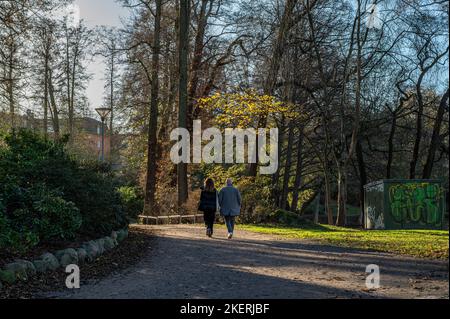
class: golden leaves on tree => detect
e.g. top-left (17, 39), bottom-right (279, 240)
top-left (198, 89), bottom-right (298, 128)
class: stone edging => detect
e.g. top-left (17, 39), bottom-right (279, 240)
top-left (0, 228), bottom-right (129, 288)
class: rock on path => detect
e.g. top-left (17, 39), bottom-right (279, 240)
top-left (42, 224), bottom-right (449, 299)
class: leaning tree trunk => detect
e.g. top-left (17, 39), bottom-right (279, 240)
top-left (422, 89), bottom-right (449, 179)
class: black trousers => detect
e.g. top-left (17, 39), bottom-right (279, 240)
top-left (203, 210), bottom-right (216, 231)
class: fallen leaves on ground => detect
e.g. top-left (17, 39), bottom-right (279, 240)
top-left (0, 226), bottom-right (155, 299)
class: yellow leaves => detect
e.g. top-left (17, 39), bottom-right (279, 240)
top-left (197, 89), bottom-right (298, 128)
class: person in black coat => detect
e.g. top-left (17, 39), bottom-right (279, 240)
top-left (198, 178), bottom-right (218, 237)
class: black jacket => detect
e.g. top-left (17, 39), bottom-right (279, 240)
top-left (198, 189), bottom-right (217, 212)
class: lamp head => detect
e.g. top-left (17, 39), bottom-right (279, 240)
top-left (95, 107), bottom-right (111, 120)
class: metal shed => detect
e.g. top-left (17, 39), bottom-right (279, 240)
top-left (364, 179), bottom-right (445, 230)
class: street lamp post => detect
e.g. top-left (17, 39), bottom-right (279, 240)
top-left (95, 108), bottom-right (112, 162)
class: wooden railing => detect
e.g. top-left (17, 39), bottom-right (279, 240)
top-left (138, 214), bottom-right (204, 225)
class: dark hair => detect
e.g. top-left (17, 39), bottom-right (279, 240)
top-left (204, 178), bottom-right (215, 192)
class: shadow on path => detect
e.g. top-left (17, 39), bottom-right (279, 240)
top-left (42, 225), bottom-right (449, 299)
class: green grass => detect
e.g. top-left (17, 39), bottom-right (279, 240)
top-left (237, 223), bottom-right (449, 259)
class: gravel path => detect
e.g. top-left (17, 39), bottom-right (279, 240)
top-left (42, 224), bottom-right (449, 299)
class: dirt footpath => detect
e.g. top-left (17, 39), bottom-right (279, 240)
top-left (42, 224), bottom-right (449, 299)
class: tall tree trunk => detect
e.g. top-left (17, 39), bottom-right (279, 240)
top-left (177, 0), bottom-right (190, 207)
top-left (158, 38), bottom-right (173, 149)
top-left (280, 121), bottom-right (295, 210)
top-left (144, 0), bottom-right (162, 216)
top-left (65, 32), bottom-right (71, 137)
top-left (386, 110), bottom-right (397, 178)
top-left (291, 128), bottom-right (304, 212)
top-left (314, 191), bottom-right (320, 223)
top-left (187, 0), bottom-right (209, 133)
top-left (409, 75), bottom-right (426, 179)
top-left (7, 32), bottom-right (16, 131)
top-left (271, 116), bottom-right (286, 203)
top-left (8, 51), bottom-right (14, 130)
top-left (336, 163), bottom-right (347, 226)
top-left (70, 52), bottom-right (77, 142)
top-left (109, 51), bottom-right (115, 161)
top-left (336, 0), bottom-right (362, 226)
top-left (43, 47), bottom-right (49, 139)
top-left (324, 168), bottom-right (333, 225)
top-left (356, 138), bottom-right (367, 226)
top-left (422, 89), bottom-right (449, 178)
top-left (48, 69), bottom-right (60, 140)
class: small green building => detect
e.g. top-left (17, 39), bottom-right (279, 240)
top-left (364, 179), bottom-right (446, 230)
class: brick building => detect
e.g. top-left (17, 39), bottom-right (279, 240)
top-left (0, 112), bottom-right (111, 161)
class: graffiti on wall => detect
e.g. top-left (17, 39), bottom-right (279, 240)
top-left (367, 205), bottom-right (385, 229)
top-left (389, 183), bottom-right (443, 226)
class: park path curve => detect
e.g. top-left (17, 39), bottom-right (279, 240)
top-left (43, 224), bottom-right (448, 299)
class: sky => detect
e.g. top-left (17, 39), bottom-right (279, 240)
top-left (74, 0), bottom-right (129, 112)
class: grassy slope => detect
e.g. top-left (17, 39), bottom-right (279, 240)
top-left (237, 223), bottom-right (449, 259)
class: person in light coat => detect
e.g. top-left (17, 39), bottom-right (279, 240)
top-left (218, 178), bottom-right (241, 239)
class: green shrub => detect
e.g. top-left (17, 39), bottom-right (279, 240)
top-left (59, 161), bottom-right (128, 235)
top-left (32, 188), bottom-right (82, 241)
top-left (0, 130), bottom-right (128, 252)
top-left (235, 175), bottom-right (274, 223)
top-left (0, 206), bottom-right (9, 248)
top-left (1, 183), bottom-right (82, 245)
top-left (0, 207), bottom-right (39, 253)
top-left (117, 186), bottom-right (144, 220)
top-left (267, 209), bottom-right (302, 226)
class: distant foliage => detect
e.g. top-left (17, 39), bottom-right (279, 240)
top-left (117, 186), bottom-right (144, 220)
top-left (198, 164), bottom-right (275, 223)
top-left (0, 130), bottom-right (128, 253)
top-left (196, 162), bottom-right (321, 224)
